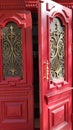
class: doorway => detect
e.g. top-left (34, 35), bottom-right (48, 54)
top-left (32, 13), bottom-right (40, 129)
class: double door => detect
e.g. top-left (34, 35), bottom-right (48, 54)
top-left (0, 0), bottom-right (72, 130)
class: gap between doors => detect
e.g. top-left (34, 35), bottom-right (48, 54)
top-left (32, 13), bottom-right (40, 130)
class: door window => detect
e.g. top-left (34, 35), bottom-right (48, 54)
top-left (2, 22), bottom-right (23, 79)
top-left (50, 17), bottom-right (65, 82)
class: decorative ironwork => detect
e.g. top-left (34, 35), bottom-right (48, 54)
top-left (50, 17), bottom-right (65, 81)
top-left (2, 22), bottom-right (23, 79)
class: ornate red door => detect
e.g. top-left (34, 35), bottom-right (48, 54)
top-left (0, 11), bottom-right (33, 130)
top-left (38, 0), bottom-right (72, 130)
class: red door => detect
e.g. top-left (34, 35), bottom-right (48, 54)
top-left (38, 0), bottom-right (72, 130)
top-left (0, 11), bottom-right (33, 130)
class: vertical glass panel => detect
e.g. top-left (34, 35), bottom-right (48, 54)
top-left (50, 17), bottom-right (65, 82)
top-left (2, 22), bottom-right (23, 79)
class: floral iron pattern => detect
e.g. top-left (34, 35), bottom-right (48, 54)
top-left (50, 17), bottom-right (65, 81)
top-left (2, 22), bottom-right (23, 79)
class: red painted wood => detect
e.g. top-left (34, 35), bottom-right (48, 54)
top-left (0, 0), bottom-right (72, 130)
top-left (38, 0), bottom-right (72, 130)
top-left (0, 10), bottom-right (34, 130)
top-left (0, 0), bottom-right (73, 11)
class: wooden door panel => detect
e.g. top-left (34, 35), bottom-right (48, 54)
top-left (0, 91), bottom-right (33, 130)
top-left (0, 11), bottom-right (33, 130)
top-left (1, 99), bottom-right (28, 123)
top-left (38, 0), bottom-right (72, 130)
top-left (46, 91), bottom-right (72, 130)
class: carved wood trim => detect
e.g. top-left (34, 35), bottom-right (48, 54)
top-left (54, 0), bottom-right (73, 9)
top-left (0, 0), bottom-right (38, 10)
top-left (0, 0), bottom-right (73, 10)
top-left (25, 0), bottom-right (38, 10)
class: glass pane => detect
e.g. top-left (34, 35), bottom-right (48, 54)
top-left (50, 17), bottom-right (65, 82)
top-left (2, 22), bottom-right (23, 79)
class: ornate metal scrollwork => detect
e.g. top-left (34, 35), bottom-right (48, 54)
top-left (2, 22), bottom-right (23, 79)
top-left (50, 17), bottom-right (65, 81)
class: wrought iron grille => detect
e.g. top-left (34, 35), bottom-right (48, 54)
top-left (2, 22), bottom-right (23, 79)
top-left (50, 17), bottom-right (65, 81)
